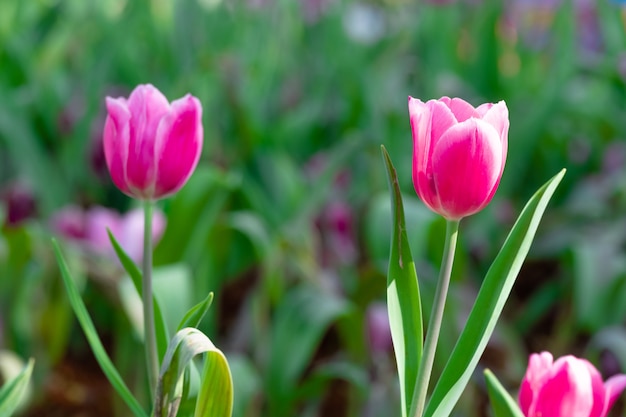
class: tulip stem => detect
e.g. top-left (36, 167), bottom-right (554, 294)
top-left (143, 201), bottom-right (158, 399)
top-left (412, 219), bottom-right (460, 417)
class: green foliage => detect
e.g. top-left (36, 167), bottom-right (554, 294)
top-left (381, 146), bottom-right (423, 417)
top-left (0, 358), bottom-right (34, 417)
top-left (425, 170), bottom-right (565, 417)
top-left (484, 369), bottom-right (524, 417)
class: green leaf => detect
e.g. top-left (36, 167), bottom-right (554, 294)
top-left (177, 292), bottom-right (214, 331)
top-left (484, 369), bottom-right (524, 417)
top-left (0, 358), bottom-right (34, 417)
top-left (53, 240), bottom-right (148, 417)
top-left (381, 145), bottom-right (423, 417)
top-left (424, 169), bottom-right (566, 417)
top-left (108, 229), bottom-right (169, 361)
top-left (154, 328), bottom-right (233, 417)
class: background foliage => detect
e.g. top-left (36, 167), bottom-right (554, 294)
top-left (1, 0), bottom-right (626, 416)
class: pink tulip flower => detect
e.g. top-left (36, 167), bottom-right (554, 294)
top-left (408, 96), bottom-right (509, 220)
top-left (103, 84), bottom-right (203, 200)
top-left (519, 351), bottom-right (626, 417)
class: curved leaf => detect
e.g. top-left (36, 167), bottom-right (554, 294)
top-left (484, 369), bottom-right (524, 417)
top-left (424, 169), bottom-right (565, 417)
top-left (381, 145), bottom-right (423, 417)
top-left (155, 328), bottom-right (233, 417)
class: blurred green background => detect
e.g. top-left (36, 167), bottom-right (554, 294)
top-left (2, 0), bottom-right (626, 416)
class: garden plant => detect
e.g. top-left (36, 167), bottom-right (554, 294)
top-left (2, 1), bottom-right (626, 417)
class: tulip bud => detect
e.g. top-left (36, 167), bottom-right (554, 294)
top-left (408, 96), bottom-right (508, 220)
top-left (103, 84), bottom-right (203, 200)
top-left (519, 351), bottom-right (626, 417)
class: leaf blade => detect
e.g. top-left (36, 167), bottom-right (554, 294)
top-left (424, 169), bottom-right (565, 417)
top-left (53, 240), bottom-right (148, 417)
top-left (0, 358), bottom-right (34, 417)
top-left (381, 145), bottom-right (424, 417)
top-left (484, 369), bottom-right (525, 417)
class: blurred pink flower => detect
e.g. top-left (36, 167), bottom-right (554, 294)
top-left (408, 96), bottom-right (509, 220)
top-left (519, 351), bottom-right (626, 417)
top-left (366, 303), bottom-right (392, 354)
top-left (51, 206), bottom-right (166, 263)
top-left (103, 84), bottom-right (203, 200)
top-left (1, 182), bottom-right (37, 227)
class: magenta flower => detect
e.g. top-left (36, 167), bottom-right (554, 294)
top-left (408, 96), bottom-right (509, 220)
top-left (519, 351), bottom-right (626, 417)
top-left (103, 84), bottom-right (203, 200)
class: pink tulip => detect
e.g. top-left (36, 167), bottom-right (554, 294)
top-left (103, 84), bottom-right (203, 200)
top-left (519, 351), bottom-right (626, 417)
top-left (408, 96), bottom-right (509, 220)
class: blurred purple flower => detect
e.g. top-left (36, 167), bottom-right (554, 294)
top-left (1, 182), bottom-right (37, 227)
top-left (322, 201), bottom-right (357, 265)
top-left (366, 303), bottom-right (392, 354)
top-left (51, 205), bottom-right (166, 263)
top-left (505, 0), bottom-right (603, 55)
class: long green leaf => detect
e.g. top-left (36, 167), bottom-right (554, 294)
top-left (0, 358), bottom-right (34, 417)
top-left (424, 169), bottom-right (565, 417)
top-left (484, 369), bottom-right (524, 417)
top-left (108, 229), bottom-right (169, 360)
top-left (154, 328), bottom-right (233, 417)
top-left (381, 145), bottom-right (423, 417)
top-left (53, 240), bottom-right (148, 417)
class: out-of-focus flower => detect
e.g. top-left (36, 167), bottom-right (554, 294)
top-left (51, 206), bottom-right (166, 263)
top-left (1, 182), bottom-right (37, 227)
top-left (103, 84), bottom-right (203, 200)
top-left (322, 201), bottom-right (357, 265)
top-left (343, 3), bottom-right (386, 45)
top-left (408, 96), bottom-right (508, 220)
top-left (366, 303), bottom-right (392, 354)
top-left (519, 351), bottom-right (626, 417)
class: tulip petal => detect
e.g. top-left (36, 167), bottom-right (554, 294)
top-left (153, 95), bottom-right (203, 199)
top-left (125, 85), bottom-right (170, 198)
top-left (443, 97), bottom-right (480, 122)
top-left (409, 97), bottom-right (456, 213)
top-left (533, 357), bottom-right (594, 417)
top-left (519, 352), bottom-right (554, 416)
top-left (581, 360), bottom-right (607, 417)
top-left (481, 101), bottom-right (509, 202)
top-left (431, 119), bottom-right (502, 219)
top-left (603, 374), bottom-right (626, 416)
top-left (104, 97), bottom-right (132, 196)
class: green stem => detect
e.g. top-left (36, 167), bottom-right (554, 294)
top-left (143, 201), bottom-right (158, 399)
top-left (412, 219), bottom-right (460, 417)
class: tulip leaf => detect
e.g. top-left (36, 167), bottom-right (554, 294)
top-left (177, 292), bottom-right (214, 331)
top-left (0, 358), bottom-right (34, 417)
top-left (484, 369), bottom-right (524, 417)
top-left (108, 229), bottom-right (170, 361)
top-left (381, 145), bottom-right (423, 417)
top-left (424, 169), bottom-right (566, 417)
top-left (53, 240), bottom-right (148, 417)
top-left (154, 327), bottom-right (233, 417)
